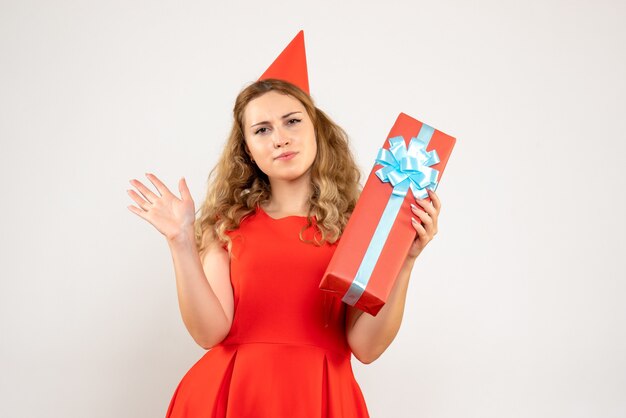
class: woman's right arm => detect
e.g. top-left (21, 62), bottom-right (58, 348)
top-left (127, 173), bottom-right (233, 349)
top-left (167, 227), bottom-right (234, 349)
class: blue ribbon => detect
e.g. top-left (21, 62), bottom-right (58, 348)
top-left (342, 124), bottom-right (441, 306)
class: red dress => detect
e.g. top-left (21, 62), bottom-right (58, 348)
top-left (166, 205), bottom-right (370, 418)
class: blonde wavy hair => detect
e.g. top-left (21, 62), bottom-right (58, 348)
top-left (194, 79), bottom-right (362, 259)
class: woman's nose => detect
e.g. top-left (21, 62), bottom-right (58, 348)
top-left (272, 127), bottom-right (290, 148)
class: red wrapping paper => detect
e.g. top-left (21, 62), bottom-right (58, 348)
top-left (319, 112), bottom-right (456, 316)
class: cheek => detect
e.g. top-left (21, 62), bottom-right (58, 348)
top-left (309, 140), bottom-right (318, 162)
top-left (246, 143), bottom-right (264, 162)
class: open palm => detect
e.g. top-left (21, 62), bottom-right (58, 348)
top-left (126, 173), bottom-right (196, 241)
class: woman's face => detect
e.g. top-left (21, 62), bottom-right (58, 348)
top-left (242, 91), bottom-right (317, 183)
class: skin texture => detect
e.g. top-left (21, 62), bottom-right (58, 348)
top-left (242, 90), bottom-right (317, 217)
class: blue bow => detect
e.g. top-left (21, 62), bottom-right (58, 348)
top-left (374, 126), bottom-right (440, 200)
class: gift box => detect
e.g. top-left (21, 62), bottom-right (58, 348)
top-left (319, 112), bottom-right (456, 316)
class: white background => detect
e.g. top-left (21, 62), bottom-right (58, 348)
top-left (1, 0), bottom-right (624, 417)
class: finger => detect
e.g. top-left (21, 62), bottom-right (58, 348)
top-left (129, 178), bottom-right (160, 204)
top-left (427, 188), bottom-right (441, 211)
top-left (179, 177), bottom-right (192, 201)
top-left (127, 189), bottom-right (152, 211)
top-left (411, 203), bottom-right (434, 225)
top-left (416, 199), bottom-right (436, 217)
top-left (414, 193), bottom-right (431, 205)
top-left (415, 192), bottom-right (436, 215)
top-left (127, 204), bottom-right (148, 220)
top-left (411, 217), bottom-right (427, 238)
top-left (145, 173), bottom-right (174, 198)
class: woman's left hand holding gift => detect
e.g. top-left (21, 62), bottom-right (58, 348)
top-left (406, 188), bottom-right (441, 262)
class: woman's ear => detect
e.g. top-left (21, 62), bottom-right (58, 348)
top-left (243, 143), bottom-right (255, 163)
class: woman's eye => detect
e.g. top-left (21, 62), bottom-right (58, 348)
top-left (254, 119), bottom-right (300, 135)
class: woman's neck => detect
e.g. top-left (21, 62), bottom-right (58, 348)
top-left (264, 175), bottom-right (313, 216)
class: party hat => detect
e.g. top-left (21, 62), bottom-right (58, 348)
top-left (258, 30), bottom-right (310, 94)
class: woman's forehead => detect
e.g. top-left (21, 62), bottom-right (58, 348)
top-left (243, 92), bottom-right (305, 124)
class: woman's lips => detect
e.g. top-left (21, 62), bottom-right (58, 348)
top-left (276, 152), bottom-right (297, 160)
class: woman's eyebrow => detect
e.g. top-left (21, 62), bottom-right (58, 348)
top-left (250, 111), bottom-right (303, 128)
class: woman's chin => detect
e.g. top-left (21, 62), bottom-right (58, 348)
top-left (268, 171), bottom-right (311, 183)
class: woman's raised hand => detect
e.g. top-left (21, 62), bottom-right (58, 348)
top-left (127, 173), bottom-right (196, 241)
top-left (405, 188), bottom-right (441, 261)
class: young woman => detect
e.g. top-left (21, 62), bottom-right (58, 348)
top-left (127, 78), bottom-right (441, 417)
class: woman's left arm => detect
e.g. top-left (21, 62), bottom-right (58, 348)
top-left (346, 189), bottom-right (441, 364)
